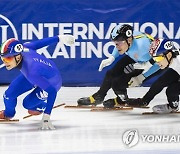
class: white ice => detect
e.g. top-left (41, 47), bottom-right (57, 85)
top-left (0, 86), bottom-right (180, 154)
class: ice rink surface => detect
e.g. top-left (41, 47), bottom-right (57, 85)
top-left (0, 86), bottom-right (180, 154)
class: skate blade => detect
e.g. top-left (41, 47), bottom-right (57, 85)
top-left (120, 104), bottom-right (149, 109)
top-left (23, 103), bottom-right (65, 119)
top-left (91, 106), bottom-right (133, 111)
top-left (0, 119), bottom-right (19, 122)
top-left (142, 111), bottom-right (180, 115)
top-left (64, 105), bottom-right (98, 109)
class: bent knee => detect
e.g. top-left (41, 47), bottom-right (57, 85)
top-left (4, 110), bottom-right (16, 118)
top-left (3, 90), bottom-right (17, 100)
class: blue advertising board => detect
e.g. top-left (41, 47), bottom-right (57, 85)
top-left (0, 0), bottom-right (179, 86)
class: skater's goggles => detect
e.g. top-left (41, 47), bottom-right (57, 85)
top-left (1, 56), bottom-right (14, 63)
top-left (153, 55), bottom-right (165, 62)
top-left (114, 40), bottom-right (126, 46)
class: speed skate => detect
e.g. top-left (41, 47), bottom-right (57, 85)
top-left (90, 106), bottom-right (133, 111)
top-left (122, 104), bottom-right (150, 109)
top-left (142, 111), bottom-right (180, 115)
top-left (23, 103), bottom-right (65, 119)
top-left (0, 119), bottom-right (19, 122)
top-left (64, 105), bottom-right (133, 111)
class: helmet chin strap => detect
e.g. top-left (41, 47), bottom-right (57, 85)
top-left (14, 54), bottom-right (22, 67)
top-left (164, 53), bottom-right (172, 68)
top-left (125, 39), bottom-right (131, 52)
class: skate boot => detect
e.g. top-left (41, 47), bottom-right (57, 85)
top-left (77, 93), bottom-right (104, 106)
top-left (0, 110), bottom-right (5, 119)
top-left (152, 102), bottom-right (179, 114)
top-left (28, 110), bottom-right (42, 115)
top-left (103, 91), bottom-right (129, 108)
top-left (103, 97), bottom-right (125, 108)
top-left (125, 98), bottom-right (149, 107)
top-left (0, 110), bottom-right (11, 120)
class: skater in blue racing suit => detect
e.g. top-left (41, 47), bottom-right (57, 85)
top-left (77, 24), bottom-right (162, 108)
top-left (0, 35), bottom-right (74, 129)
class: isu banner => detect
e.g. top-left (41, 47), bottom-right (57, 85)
top-left (0, 0), bottom-right (179, 86)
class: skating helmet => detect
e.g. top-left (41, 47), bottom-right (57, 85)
top-left (149, 38), bottom-right (174, 56)
top-left (0, 38), bottom-right (24, 57)
top-left (110, 24), bottom-right (133, 41)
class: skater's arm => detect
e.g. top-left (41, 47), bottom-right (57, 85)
top-left (143, 63), bottom-right (160, 78)
top-left (133, 59), bottom-right (160, 78)
top-left (23, 35), bottom-right (75, 50)
top-left (111, 47), bottom-right (120, 58)
top-left (129, 63), bottom-right (160, 87)
top-left (32, 76), bottom-right (57, 130)
top-left (23, 36), bottom-right (59, 50)
top-left (30, 74), bottom-right (57, 115)
top-left (44, 86), bottom-right (57, 115)
top-left (37, 85), bottom-right (57, 130)
top-left (98, 47), bottom-right (118, 71)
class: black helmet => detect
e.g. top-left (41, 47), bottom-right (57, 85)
top-left (110, 24), bottom-right (133, 41)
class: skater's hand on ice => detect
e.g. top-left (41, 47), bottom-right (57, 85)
top-left (128, 74), bottom-right (145, 87)
top-left (98, 55), bottom-right (115, 71)
top-left (58, 35), bottom-right (75, 46)
top-left (39, 113), bottom-right (55, 130)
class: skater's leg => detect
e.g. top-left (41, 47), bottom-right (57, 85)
top-left (143, 69), bottom-right (179, 103)
top-left (103, 68), bottom-right (143, 108)
top-left (153, 82), bottom-right (180, 114)
top-left (23, 87), bottom-right (47, 115)
top-left (3, 74), bottom-right (34, 118)
top-left (149, 69), bottom-right (180, 113)
top-left (78, 55), bottom-right (135, 105)
top-left (97, 55), bottom-right (135, 96)
top-left (103, 73), bottom-right (130, 108)
top-left (166, 81), bottom-right (180, 111)
top-left (125, 69), bottom-right (180, 108)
